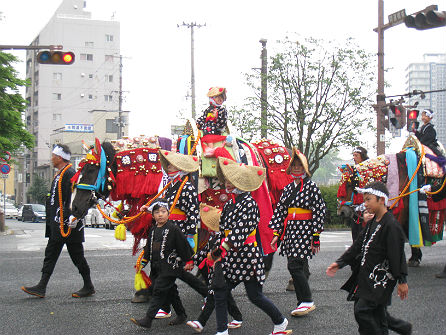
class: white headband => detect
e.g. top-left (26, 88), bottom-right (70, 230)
top-left (148, 200), bottom-right (169, 212)
top-left (353, 148), bottom-right (365, 154)
top-left (52, 146), bottom-right (71, 161)
top-left (423, 109), bottom-right (434, 118)
top-left (355, 187), bottom-right (389, 206)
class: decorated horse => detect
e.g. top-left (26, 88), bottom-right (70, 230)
top-left (337, 135), bottom-right (446, 266)
top-left (70, 119), bottom-right (292, 257)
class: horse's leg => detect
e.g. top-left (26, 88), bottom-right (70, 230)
top-left (435, 264), bottom-right (446, 279)
top-left (408, 247), bottom-right (422, 267)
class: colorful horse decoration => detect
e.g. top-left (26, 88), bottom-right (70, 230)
top-left (70, 118), bottom-right (292, 257)
top-left (337, 135), bottom-right (446, 265)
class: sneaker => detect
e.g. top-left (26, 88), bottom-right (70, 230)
top-left (186, 320), bottom-right (204, 333)
top-left (291, 302), bottom-right (315, 316)
top-left (272, 318), bottom-right (288, 333)
top-left (155, 309), bottom-right (172, 319)
top-left (228, 320), bottom-right (242, 329)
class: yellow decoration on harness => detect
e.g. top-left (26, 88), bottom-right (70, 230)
top-left (114, 223), bottom-right (127, 241)
top-left (134, 271), bottom-right (148, 291)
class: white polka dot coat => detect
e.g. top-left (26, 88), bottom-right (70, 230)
top-left (269, 178), bottom-right (326, 260)
top-left (164, 178), bottom-right (199, 237)
top-left (219, 192), bottom-right (266, 285)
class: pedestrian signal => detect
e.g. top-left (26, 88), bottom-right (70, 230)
top-left (389, 105), bottom-right (406, 129)
top-left (407, 110), bottom-right (419, 132)
top-left (37, 51), bottom-right (75, 65)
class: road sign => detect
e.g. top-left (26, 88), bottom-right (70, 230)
top-left (388, 9), bottom-right (407, 25)
top-left (0, 174), bottom-right (8, 179)
top-left (0, 163), bottom-right (11, 174)
top-left (0, 151), bottom-right (11, 162)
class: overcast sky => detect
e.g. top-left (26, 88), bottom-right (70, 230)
top-left (1, 0), bottom-right (445, 157)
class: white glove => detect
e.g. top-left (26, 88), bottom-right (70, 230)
top-left (420, 185), bottom-right (431, 194)
top-left (68, 216), bottom-right (79, 228)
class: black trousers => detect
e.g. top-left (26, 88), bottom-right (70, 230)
top-left (146, 266), bottom-right (186, 319)
top-left (198, 290), bottom-right (242, 326)
top-left (161, 268), bottom-right (208, 312)
top-left (386, 310), bottom-right (412, 334)
top-left (287, 256), bottom-right (312, 304)
top-left (41, 239), bottom-right (90, 276)
top-left (214, 279), bottom-right (283, 332)
top-left (354, 298), bottom-right (388, 335)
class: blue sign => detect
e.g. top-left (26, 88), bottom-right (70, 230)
top-left (0, 163), bottom-right (11, 175)
top-left (64, 124), bottom-right (94, 133)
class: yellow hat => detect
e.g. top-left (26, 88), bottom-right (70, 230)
top-left (199, 203), bottom-right (221, 232)
top-left (207, 87), bottom-right (227, 99)
top-left (216, 157), bottom-right (266, 192)
top-left (159, 150), bottom-right (199, 173)
top-left (286, 147), bottom-right (311, 176)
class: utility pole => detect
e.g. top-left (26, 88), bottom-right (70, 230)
top-left (178, 22), bottom-right (206, 119)
top-left (118, 55), bottom-right (123, 139)
top-left (260, 39), bottom-right (268, 139)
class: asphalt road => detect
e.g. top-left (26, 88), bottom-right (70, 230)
top-left (0, 219), bottom-right (445, 335)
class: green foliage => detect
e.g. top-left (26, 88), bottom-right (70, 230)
top-left (27, 174), bottom-right (49, 204)
top-left (0, 52), bottom-right (34, 159)
top-left (320, 184), bottom-right (344, 227)
top-left (241, 36), bottom-right (376, 175)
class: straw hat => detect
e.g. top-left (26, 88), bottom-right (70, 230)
top-left (199, 203), bottom-right (221, 232)
top-left (286, 147), bottom-right (311, 176)
top-left (207, 87), bottom-right (227, 99)
top-left (159, 150), bottom-right (199, 173)
top-left (216, 157), bottom-right (266, 192)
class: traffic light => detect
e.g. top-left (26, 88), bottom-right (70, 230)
top-left (36, 51), bottom-right (75, 65)
top-left (405, 9), bottom-right (446, 30)
top-left (407, 110), bottom-right (420, 132)
top-left (389, 105), bottom-right (406, 129)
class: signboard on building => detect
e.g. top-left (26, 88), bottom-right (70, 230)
top-left (64, 124), bottom-right (94, 132)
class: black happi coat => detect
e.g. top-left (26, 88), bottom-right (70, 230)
top-left (164, 177), bottom-right (199, 236)
top-left (45, 166), bottom-right (84, 243)
top-left (196, 105), bottom-right (228, 135)
top-left (415, 122), bottom-right (438, 148)
top-left (269, 178), bottom-right (326, 259)
top-left (219, 192), bottom-right (265, 285)
top-left (143, 220), bottom-right (193, 276)
top-left (336, 212), bottom-right (408, 305)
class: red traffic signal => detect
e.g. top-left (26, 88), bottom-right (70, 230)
top-left (405, 9), bottom-right (446, 30)
top-left (37, 51), bottom-right (75, 65)
top-left (407, 110), bottom-right (420, 132)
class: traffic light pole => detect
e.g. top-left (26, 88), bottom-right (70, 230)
top-left (376, 0), bottom-right (386, 155)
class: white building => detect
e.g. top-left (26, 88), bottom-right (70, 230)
top-left (18, 0), bottom-right (127, 204)
top-left (405, 53), bottom-right (446, 144)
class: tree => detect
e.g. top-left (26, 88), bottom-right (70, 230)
top-left (243, 37), bottom-right (375, 174)
top-left (0, 52), bottom-right (34, 160)
top-left (27, 174), bottom-right (49, 204)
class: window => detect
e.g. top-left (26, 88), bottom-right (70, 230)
top-left (53, 72), bottom-right (62, 80)
top-left (106, 119), bottom-right (118, 133)
top-left (53, 113), bottom-right (62, 121)
top-left (53, 93), bottom-right (62, 100)
top-left (88, 94), bottom-right (93, 100)
top-left (105, 55), bottom-right (114, 62)
top-left (105, 74), bottom-right (113, 82)
top-left (88, 74), bottom-right (93, 79)
top-left (105, 34), bottom-right (114, 42)
top-left (80, 53), bottom-right (94, 61)
top-left (104, 95), bottom-right (113, 102)
top-left (85, 41), bottom-right (94, 47)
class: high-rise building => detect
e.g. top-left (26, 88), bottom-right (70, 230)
top-left (405, 53), bottom-right (446, 144)
top-left (17, 0), bottom-right (127, 204)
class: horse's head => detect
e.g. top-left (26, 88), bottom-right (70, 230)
top-left (70, 139), bottom-right (117, 219)
top-left (336, 164), bottom-right (357, 224)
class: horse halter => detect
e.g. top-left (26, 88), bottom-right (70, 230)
top-left (72, 144), bottom-right (113, 198)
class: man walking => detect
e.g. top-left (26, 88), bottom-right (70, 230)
top-left (21, 144), bottom-right (95, 298)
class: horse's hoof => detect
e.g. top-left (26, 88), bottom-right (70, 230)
top-left (408, 259), bottom-right (420, 267)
